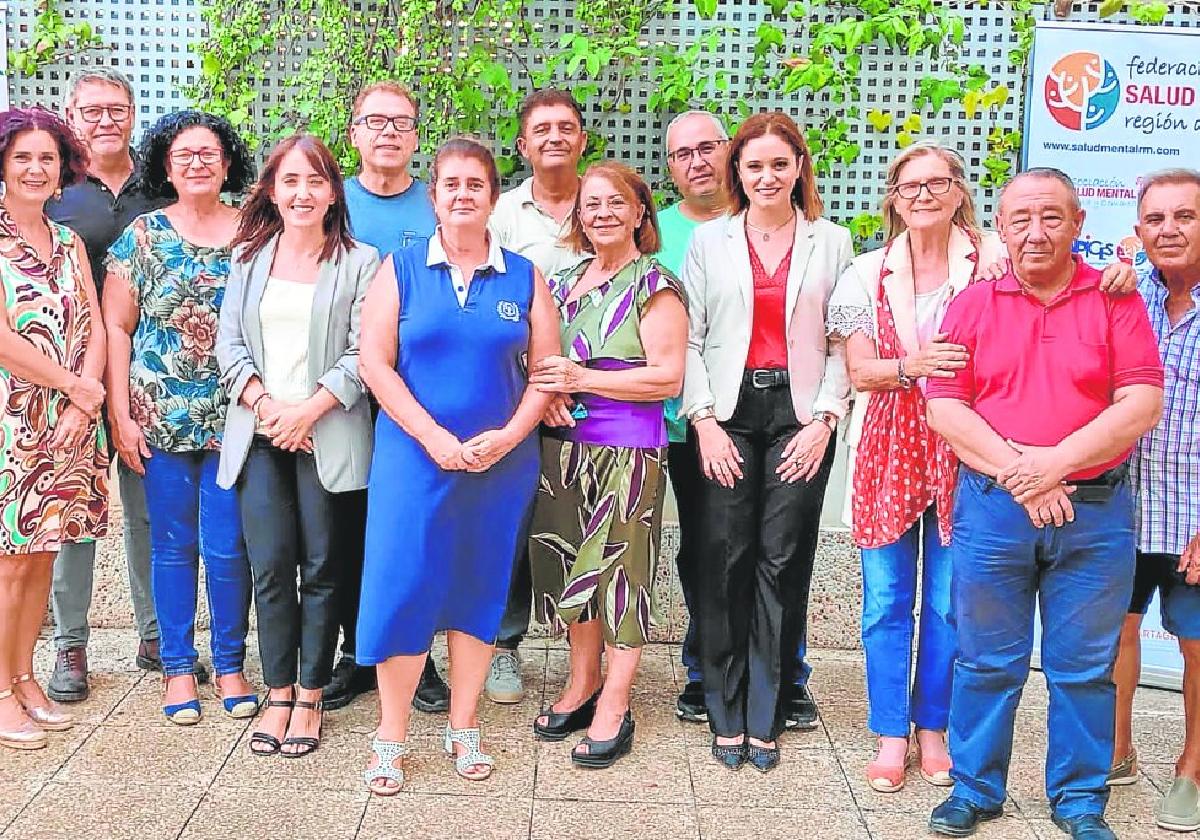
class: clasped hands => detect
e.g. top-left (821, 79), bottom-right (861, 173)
top-left (256, 397), bottom-right (318, 453)
top-left (422, 425), bottom-right (516, 473)
top-left (995, 442), bottom-right (1078, 528)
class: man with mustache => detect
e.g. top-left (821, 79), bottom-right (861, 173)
top-left (925, 168), bottom-right (1164, 840)
top-left (322, 81), bottom-right (447, 714)
top-left (486, 88), bottom-right (587, 702)
top-left (1108, 168), bottom-right (1200, 833)
top-left (46, 69), bottom-right (177, 701)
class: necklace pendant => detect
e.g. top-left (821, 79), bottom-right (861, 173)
top-left (762, 232), bottom-right (770, 241)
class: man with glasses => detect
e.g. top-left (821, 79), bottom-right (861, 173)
top-left (322, 81), bottom-right (447, 715)
top-left (484, 88), bottom-right (587, 704)
top-left (46, 69), bottom-right (180, 702)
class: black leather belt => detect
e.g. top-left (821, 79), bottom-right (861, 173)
top-left (745, 369), bottom-right (789, 389)
top-left (1073, 463), bottom-right (1129, 487)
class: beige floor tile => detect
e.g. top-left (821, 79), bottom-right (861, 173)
top-left (1128, 715), bottom-right (1187, 764)
top-left (531, 800), bottom-right (699, 840)
top-left (837, 747), bottom-right (961, 813)
top-left (20, 668), bottom-right (140, 728)
top-left (105, 676), bottom-right (257, 734)
top-left (2, 781), bottom-right (202, 840)
top-left (0, 724), bottom-right (94, 783)
top-left (178, 785), bottom-right (364, 840)
top-left (358, 793), bottom-right (531, 840)
top-left (392, 734), bottom-right (537, 798)
top-left (0, 779), bottom-right (43, 834)
top-left (698, 805), bottom-right (869, 840)
top-left (1141, 762), bottom-right (1176, 794)
top-left (807, 659), bottom-right (867, 708)
top-left (1028, 817), bottom-right (1178, 839)
top-left (1006, 757), bottom-right (1163, 824)
top-left (216, 727), bottom-right (378, 793)
top-left (56, 719), bottom-right (236, 786)
top-left (688, 743), bottom-right (853, 808)
top-left (535, 739), bottom-right (692, 803)
top-left (865, 809), bottom-right (1038, 839)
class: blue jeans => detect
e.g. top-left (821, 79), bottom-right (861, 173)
top-left (860, 506), bottom-right (955, 737)
top-left (949, 466), bottom-right (1135, 820)
top-left (143, 448), bottom-right (251, 678)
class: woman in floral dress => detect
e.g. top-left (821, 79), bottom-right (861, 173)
top-left (0, 108), bottom-right (107, 750)
top-left (529, 162), bottom-right (687, 769)
top-left (104, 111), bottom-right (259, 725)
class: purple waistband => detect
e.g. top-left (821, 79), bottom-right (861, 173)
top-left (554, 358), bottom-right (667, 448)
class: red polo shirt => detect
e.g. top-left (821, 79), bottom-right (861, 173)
top-left (925, 257), bottom-right (1164, 480)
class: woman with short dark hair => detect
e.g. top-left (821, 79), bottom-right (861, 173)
top-left (0, 108), bottom-right (107, 750)
top-left (217, 134), bottom-right (378, 757)
top-left (104, 110), bottom-right (257, 726)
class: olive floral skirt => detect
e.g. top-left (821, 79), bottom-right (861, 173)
top-left (529, 436), bottom-right (666, 648)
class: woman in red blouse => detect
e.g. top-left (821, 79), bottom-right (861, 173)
top-left (679, 112), bottom-right (853, 772)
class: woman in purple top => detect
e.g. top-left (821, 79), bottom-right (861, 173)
top-left (528, 162), bottom-right (688, 769)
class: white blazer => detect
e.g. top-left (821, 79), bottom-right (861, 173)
top-left (679, 211), bottom-right (854, 424)
top-left (830, 226), bottom-right (1004, 524)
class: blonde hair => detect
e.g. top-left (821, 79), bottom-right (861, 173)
top-left (881, 141), bottom-right (980, 241)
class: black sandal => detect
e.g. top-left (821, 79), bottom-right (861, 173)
top-left (571, 711), bottom-right (634, 769)
top-left (711, 737), bottom-right (747, 771)
top-left (280, 698), bottom-right (323, 759)
top-left (533, 689), bottom-right (600, 742)
top-left (249, 694), bottom-right (294, 757)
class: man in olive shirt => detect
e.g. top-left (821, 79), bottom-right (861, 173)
top-left (46, 69), bottom-right (185, 701)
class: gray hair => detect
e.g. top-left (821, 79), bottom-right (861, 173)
top-left (999, 167), bottom-right (1079, 212)
top-left (63, 68), bottom-right (135, 110)
top-left (664, 110), bottom-right (728, 150)
top-left (1137, 168), bottom-right (1200, 211)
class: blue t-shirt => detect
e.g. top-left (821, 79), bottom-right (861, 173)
top-left (657, 203), bottom-right (702, 443)
top-left (344, 175), bottom-right (437, 258)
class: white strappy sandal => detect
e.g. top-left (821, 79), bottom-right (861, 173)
top-left (444, 725), bottom-right (494, 781)
top-left (364, 738), bottom-right (407, 796)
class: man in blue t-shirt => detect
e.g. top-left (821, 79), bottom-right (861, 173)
top-left (323, 81), bottom-right (447, 715)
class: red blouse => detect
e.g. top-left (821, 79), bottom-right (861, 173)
top-left (745, 233), bottom-right (791, 370)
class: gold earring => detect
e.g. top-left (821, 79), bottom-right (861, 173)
top-left (53, 188), bottom-right (62, 200)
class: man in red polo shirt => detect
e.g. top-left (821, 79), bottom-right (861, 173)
top-left (924, 168), bottom-right (1164, 840)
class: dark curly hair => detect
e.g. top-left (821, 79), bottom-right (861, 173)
top-left (0, 107), bottom-right (89, 191)
top-left (136, 110), bottom-right (255, 200)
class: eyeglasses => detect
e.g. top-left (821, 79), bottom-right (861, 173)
top-left (354, 114), bottom-right (417, 133)
top-left (580, 196), bottom-right (632, 215)
top-left (169, 148), bottom-right (224, 167)
top-left (76, 105), bottom-right (132, 123)
top-left (667, 139), bottom-right (727, 164)
top-left (892, 177), bottom-right (955, 200)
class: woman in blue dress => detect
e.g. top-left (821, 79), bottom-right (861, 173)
top-left (356, 137), bottom-right (558, 795)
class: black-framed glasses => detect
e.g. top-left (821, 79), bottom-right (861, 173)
top-left (667, 139), bottom-right (727, 164)
top-left (169, 148), bottom-right (224, 167)
top-left (892, 177), bottom-right (955, 200)
top-left (76, 104), bottom-right (132, 123)
top-left (354, 114), bottom-right (417, 133)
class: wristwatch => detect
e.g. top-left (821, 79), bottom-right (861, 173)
top-left (814, 411), bottom-right (836, 432)
top-left (689, 407), bottom-right (716, 424)
top-left (897, 358), bottom-right (915, 389)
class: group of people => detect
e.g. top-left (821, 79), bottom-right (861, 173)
top-left (0, 66), bottom-right (1196, 840)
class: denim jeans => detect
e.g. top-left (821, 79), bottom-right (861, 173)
top-left (860, 506), bottom-right (955, 737)
top-left (52, 462), bottom-right (158, 649)
top-left (143, 448), bottom-right (251, 678)
top-left (948, 466), bottom-right (1135, 820)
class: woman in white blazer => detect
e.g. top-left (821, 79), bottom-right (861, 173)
top-left (216, 135), bottom-right (377, 759)
top-left (825, 141), bottom-right (1135, 795)
top-left (679, 112), bottom-right (852, 772)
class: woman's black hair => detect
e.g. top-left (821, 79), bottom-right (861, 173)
top-left (136, 110), bottom-right (256, 200)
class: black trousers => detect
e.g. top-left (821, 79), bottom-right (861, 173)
top-left (698, 378), bottom-right (835, 741)
top-left (332, 487), bottom-right (368, 660)
top-left (668, 431), bottom-right (707, 683)
top-left (238, 441), bottom-right (340, 689)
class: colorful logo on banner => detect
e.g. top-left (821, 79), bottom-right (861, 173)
top-left (1044, 52), bottom-right (1121, 131)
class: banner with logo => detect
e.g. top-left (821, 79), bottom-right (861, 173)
top-left (1024, 20), bottom-right (1199, 692)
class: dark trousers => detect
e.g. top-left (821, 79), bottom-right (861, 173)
top-left (698, 379), bottom-right (835, 741)
top-left (238, 441), bottom-right (339, 689)
top-left (669, 433), bottom-right (707, 685)
top-left (332, 488), bottom-right (368, 660)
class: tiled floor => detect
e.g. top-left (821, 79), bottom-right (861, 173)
top-left (0, 629), bottom-right (1186, 840)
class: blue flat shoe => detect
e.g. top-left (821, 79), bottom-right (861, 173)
top-left (162, 675), bottom-right (201, 725)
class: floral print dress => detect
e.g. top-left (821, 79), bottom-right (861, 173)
top-left (0, 207), bottom-right (108, 554)
top-left (106, 210), bottom-right (230, 452)
top-left (529, 255), bottom-right (684, 648)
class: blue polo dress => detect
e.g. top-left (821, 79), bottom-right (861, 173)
top-left (355, 236), bottom-right (540, 661)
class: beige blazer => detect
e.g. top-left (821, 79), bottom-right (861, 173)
top-left (216, 236), bottom-right (379, 493)
top-left (830, 227), bottom-right (1004, 524)
top-left (679, 211), bottom-right (854, 424)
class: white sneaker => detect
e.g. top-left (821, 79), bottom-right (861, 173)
top-left (485, 649), bottom-right (523, 704)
